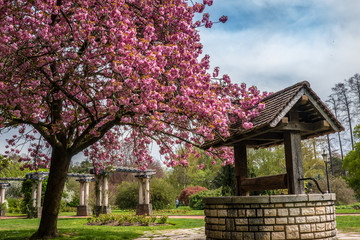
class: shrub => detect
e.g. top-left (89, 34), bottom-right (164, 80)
top-left (157, 215), bottom-right (168, 224)
top-left (21, 178), bottom-right (48, 216)
top-left (7, 198), bottom-right (22, 213)
top-left (116, 181), bottom-right (140, 209)
top-left (178, 186), bottom-right (207, 206)
top-left (315, 176), bottom-right (357, 205)
top-left (189, 188), bottom-right (222, 210)
top-left (116, 178), bottom-right (177, 210)
top-left (149, 178), bottom-right (177, 210)
top-left (87, 213), bottom-right (168, 226)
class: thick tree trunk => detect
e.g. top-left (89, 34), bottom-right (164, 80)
top-left (30, 147), bottom-right (72, 239)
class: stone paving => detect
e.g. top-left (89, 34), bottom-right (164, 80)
top-left (134, 227), bottom-right (360, 240)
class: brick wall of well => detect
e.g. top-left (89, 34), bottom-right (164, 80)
top-left (203, 194), bottom-right (336, 240)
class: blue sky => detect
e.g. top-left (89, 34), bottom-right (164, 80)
top-left (198, 0), bottom-right (360, 99)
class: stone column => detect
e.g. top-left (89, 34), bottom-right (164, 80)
top-left (102, 176), bottom-right (109, 207)
top-left (144, 178), bottom-right (150, 205)
top-left (0, 183), bottom-right (9, 216)
top-left (31, 181), bottom-right (37, 208)
top-left (136, 176), bottom-right (152, 215)
top-left (84, 181), bottom-right (90, 206)
top-left (101, 175), bottom-right (111, 214)
top-left (77, 179), bottom-right (92, 216)
top-left (79, 181), bottom-right (85, 206)
top-left (37, 179), bottom-right (43, 217)
top-left (94, 175), bottom-right (103, 216)
top-left (138, 178), bottom-right (144, 204)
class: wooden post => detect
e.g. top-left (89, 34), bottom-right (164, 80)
top-left (234, 143), bottom-right (249, 196)
top-left (284, 110), bottom-right (305, 194)
top-left (284, 132), bottom-right (305, 194)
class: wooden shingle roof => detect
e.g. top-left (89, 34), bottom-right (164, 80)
top-left (202, 81), bottom-right (344, 149)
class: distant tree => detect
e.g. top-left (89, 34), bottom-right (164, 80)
top-left (165, 148), bottom-right (222, 192)
top-left (0, 154), bottom-right (32, 178)
top-left (343, 125), bottom-right (360, 198)
top-left (332, 83), bottom-right (354, 149)
top-left (347, 73), bottom-right (360, 114)
top-left (212, 164), bottom-right (236, 196)
top-left (326, 95), bottom-right (345, 165)
top-left (178, 186), bottom-right (207, 206)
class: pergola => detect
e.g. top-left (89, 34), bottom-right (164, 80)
top-left (0, 166), bottom-right (156, 217)
top-left (202, 81), bottom-right (344, 195)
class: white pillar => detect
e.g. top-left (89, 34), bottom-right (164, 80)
top-left (102, 176), bottom-right (109, 207)
top-left (145, 178), bottom-right (150, 205)
top-left (31, 182), bottom-right (37, 208)
top-left (79, 181), bottom-right (85, 206)
top-left (37, 179), bottom-right (42, 208)
top-left (96, 176), bottom-right (102, 206)
top-left (0, 188), bottom-right (5, 204)
top-left (138, 178), bottom-right (144, 204)
top-left (84, 181), bottom-right (90, 206)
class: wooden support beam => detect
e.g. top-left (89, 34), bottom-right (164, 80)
top-left (277, 120), bottom-right (330, 132)
top-left (239, 174), bottom-right (287, 192)
top-left (284, 130), bottom-right (305, 194)
top-left (234, 144), bottom-right (248, 196)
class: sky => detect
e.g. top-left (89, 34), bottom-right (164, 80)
top-left (198, 0), bottom-right (360, 100)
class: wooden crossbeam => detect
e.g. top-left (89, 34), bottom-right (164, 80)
top-left (239, 174), bottom-right (288, 192)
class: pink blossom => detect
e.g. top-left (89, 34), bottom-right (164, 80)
top-left (219, 16), bottom-right (228, 23)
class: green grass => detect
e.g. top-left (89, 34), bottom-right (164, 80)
top-left (336, 208), bottom-right (360, 214)
top-left (0, 217), bottom-right (205, 240)
top-left (337, 216), bottom-right (360, 232)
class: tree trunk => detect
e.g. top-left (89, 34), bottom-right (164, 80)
top-left (30, 147), bottom-right (72, 239)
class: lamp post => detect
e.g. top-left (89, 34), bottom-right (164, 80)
top-left (322, 150), bottom-right (331, 193)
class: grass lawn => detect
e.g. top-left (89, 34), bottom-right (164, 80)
top-left (0, 217), bottom-right (205, 240)
top-left (337, 216), bottom-right (360, 233)
top-left (336, 208), bottom-right (360, 214)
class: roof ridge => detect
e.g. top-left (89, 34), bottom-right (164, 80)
top-left (261, 81), bottom-right (310, 102)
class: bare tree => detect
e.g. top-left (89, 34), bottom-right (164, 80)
top-left (331, 83), bottom-right (355, 149)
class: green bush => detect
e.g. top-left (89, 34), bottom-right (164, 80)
top-left (149, 178), bottom-right (177, 210)
top-left (189, 188), bottom-right (222, 210)
top-left (116, 178), bottom-right (177, 210)
top-left (116, 181), bottom-right (139, 209)
top-left (21, 178), bottom-right (48, 217)
top-left (87, 213), bottom-right (168, 226)
top-left (7, 198), bottom-right (22, 213)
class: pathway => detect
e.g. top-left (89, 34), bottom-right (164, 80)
top-left (134, 228), bottom-right (360, 240)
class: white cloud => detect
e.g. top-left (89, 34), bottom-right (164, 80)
top-left (200, 1), bottom-right (360, 99)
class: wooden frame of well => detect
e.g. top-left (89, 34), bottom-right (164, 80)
top-left (202, 81), bottom-right (344, 240)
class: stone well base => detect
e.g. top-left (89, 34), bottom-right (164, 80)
top-left (203, 194), bottom-right (336, 240)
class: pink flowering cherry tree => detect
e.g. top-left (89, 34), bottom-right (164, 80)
top-left (0, 0), bottom-right (267, 238)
